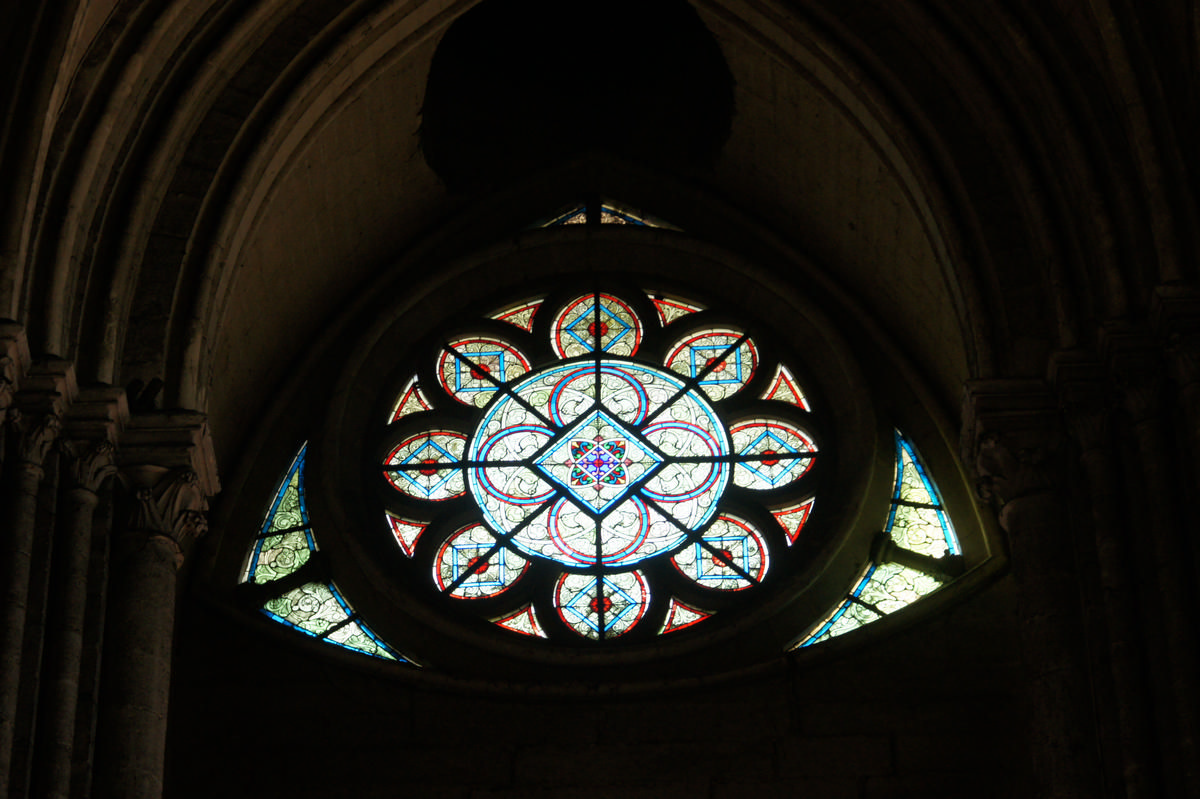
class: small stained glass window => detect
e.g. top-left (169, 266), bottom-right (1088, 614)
top-left (792, 431), bottom-right (961, 649)
top-left (379, 288), bottom-right (821, 642)
top-left (245, 445), bottom-right (410, 663)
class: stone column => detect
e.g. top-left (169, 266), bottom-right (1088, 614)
top-left (1054, 354), bottom-right (1155, 798)
top-left (93, 412), bottom-right (217, 799)
top-left (964, 380), bottom-right (1100, 799)
top-left (1108, 337), bottom-right (1200, 797)
top-left (33, 439), bottom-right (116, 799)
top-left (0, 363), bottom-right (70, 795)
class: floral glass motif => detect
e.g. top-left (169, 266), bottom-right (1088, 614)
top-left (793, 431), bottom-right (960, 649)
top-left (248, 445), bottom-right (407, 662)
top-left (382, 290), bottom-right (821, 642)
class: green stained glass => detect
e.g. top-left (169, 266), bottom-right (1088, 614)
top-left (263, 582), bottom-right (349, 637)
top-left (262, 447), bottom-right (308, 534)
top-left (245, 446), bottom-right (315, 583)
top-left (325, 619), bottom-right (399, 660)
top-left (261, 581), bottom-right (406, 662)
top-left (250, 529), bottom-right (314, 584)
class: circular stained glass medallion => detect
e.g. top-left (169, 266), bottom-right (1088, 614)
top-left (381, 290), bottom-right (820, 642)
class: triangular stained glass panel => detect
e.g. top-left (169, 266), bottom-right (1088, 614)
top-left (385, 512), bottom-right (426, 557)
top-left (488, 298), bottom-right (544, 332)
top-left (261, 581), bottom-right (410, 663)
top-left (245, 445), bottom-right (315, 584)
top-left (390, 376), bottom-right (432, 423)
top-left (646, 292), bottom-right (705, 326)
top-left (492, 605), bottom-right (548, 638)
top-left (761, 364), bottom-right (811, 411)
top-left (773, 497), bottom-right (815, 546)
top-left (660, 598), bottom-right (711, 634)
top-left (888, 432), bottom-right (960, 557)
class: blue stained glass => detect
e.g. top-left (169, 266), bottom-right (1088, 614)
top-left (392, 439), bottom-right (462, 498)
top-left (261, 445), bottom-right (309, 533)
top-left (560, 576), bottom-right (642, 634)
top-left (888, 432), bottom-right (960, 556)
top-left (689, 344), bottom-right (744, 384)
top-left (564, 302), bottom-right (634, 353)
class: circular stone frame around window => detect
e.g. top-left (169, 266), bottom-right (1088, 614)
top-left (308, 225), bottom-right (898, 682)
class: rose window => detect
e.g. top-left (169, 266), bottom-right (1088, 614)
top-left (381, 290), bottom-right (819, 641)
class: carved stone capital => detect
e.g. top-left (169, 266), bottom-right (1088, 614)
top-left (122, 467), bottom-right (210, 569)
top-left (7, 407), bottom-right (64, 468)
top-left (974, 431), bottom-right (1061, 509)
top-left (963, 379), bottom-right (1063, 515)
top-left (61, 439), bottom-right (118, 494)
top-left (0, 321), bottom-right (30, 414)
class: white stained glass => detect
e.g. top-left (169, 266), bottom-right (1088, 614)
top-left (889, 434), bottom-right (960, 557)
top-left (761, 364), bottom-right (811, 411)
top-left (488, 298), bottom-right (543, 332)
top-left (434, 524), bottom-right (528, 599)
top-left (389, 375), bottom-right (432, 422)
top-left (773, 497), bottom-right (815, 546)
top-left (385, 513), bottom-right (426, 557)
top-left (384, 431), bottom-right (467, 501)
top-left (660, 598), bottom-right (710, 633)
top-left (646, 292), bottom-right (704, 326)
top-left (554, 571), bottom-right (649, 639)
top-left (437, 336), bottom-right (532, 407)
top-left (492, 605), bottom-right (548, 638)
top-left (324, 619), bottom-right (399, 660)
top-left (665, 328), bottom-right (758, 401)
top-left (794, 560), bottom-right (945, 649)
top-left (730, 419), bottom-right (817, 490)
top-left (551, 293), bottom-right (643, 358)
top-left (671, 515), bottom-right (768, 590)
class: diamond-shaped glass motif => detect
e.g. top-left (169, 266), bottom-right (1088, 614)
top-left (536, 410), bottom-right (662, 514)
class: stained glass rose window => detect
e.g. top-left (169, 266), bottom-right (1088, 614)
top-left (380, 289), bottom-right (820, 641)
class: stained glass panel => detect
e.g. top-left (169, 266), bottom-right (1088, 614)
top-left (773, 497), bottom-right (815, 546)
top-left (385, 512), bottom-right (426, 557)
top-left (263, 581), bottom-right (353, 638)
top-left (761, 364), bottom-right (811, 411)
top-left (660, 598), bottom-right (711, 633)
top-left (889, 433), bottom-right (960, 557)
top-left (551, 293), bottom-right (643, 358)
top-left (245, 446), bottom-right (314, 584)
top-left (646, 292), bottom-right (705, 326)
top-left (671, 515), bottom-right (768, 590)
top-left (730, 419), bottom-right (817, 490)
top-left (324, 619), bottom-right (400, 660)
top-left (488, 298), bottom-right (543, 332)
top-left (665, 329), bottom-right (758, 401)
top-left (262, 581), bottom-right (404, 661)
top-left (260, 446), bottom-right (308, 534)
top-left (384, 431), bottom-right (468, 501)
top-left (793, 433), bottom-right (956, 650)
top-left (492, 605), bottom-right (548, 638)
top-left (390, 376), bottom-right (432, 422)
top-left (433, 524), bottom-right (529, 599)
top-left (554, 572), bottom-right (649, 639)
top-left (249, 529), bottom-right (315, 584)
top-left (436, 336), bottom-right (532, 407)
